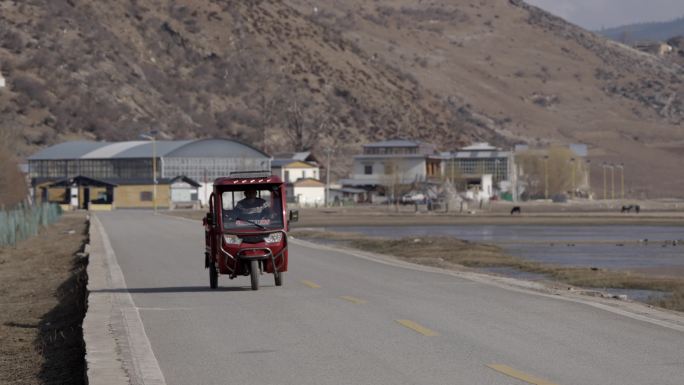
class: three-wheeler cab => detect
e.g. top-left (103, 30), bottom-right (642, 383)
top-left (203, 171), bottom-right (298, 290)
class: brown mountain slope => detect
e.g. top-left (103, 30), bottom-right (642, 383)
top-left (1, 0), bottom-right (683, 197)
top-left (286, 0), bottom-right (684, 198)
top-left (0, 0), bottom-right (495, 175)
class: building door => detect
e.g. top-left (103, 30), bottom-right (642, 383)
top-left (83, 188), bottom-right (90, 210)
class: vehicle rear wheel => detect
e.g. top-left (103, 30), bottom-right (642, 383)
top-left (209, 263), bottom-right (218, 289)
top-left (274, 271), bottom-right (284, 287)
top-left (250, 260), bottom-right (259, 290)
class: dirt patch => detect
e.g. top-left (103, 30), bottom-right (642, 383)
top-left (0, 212), bottom-right (88, 385)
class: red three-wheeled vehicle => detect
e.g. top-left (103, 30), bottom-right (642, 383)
top-left (203, 171), bottom-right (298, 290)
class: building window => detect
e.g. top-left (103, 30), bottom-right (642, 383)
top-left (364, 165), bottom-right (373, 175)
top-left (140, 191), bottom-right (153, 201)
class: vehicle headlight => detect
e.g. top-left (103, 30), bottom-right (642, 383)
top-left (264, 232), bottom-right (283, 244)
top-left (224, 234), bottom-right (242, 245)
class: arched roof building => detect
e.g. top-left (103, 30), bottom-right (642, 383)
top-left (28, 138), bottom-right (271, 183)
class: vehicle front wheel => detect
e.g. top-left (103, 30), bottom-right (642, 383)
top-left (209, 263), bottom-right (218, 289)
top-left (274, 271), bottom-right (284, 287)
top-left (250, 260), bottom-right (259, 290)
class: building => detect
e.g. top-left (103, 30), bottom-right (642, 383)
top-left (444, 142), bottom-right (515, 197)
top-left (339, 139), bottom-right (442, 202)
top-left (271, 151), bottom-right (321, 183)
top-left (271, 151), bottom-right (325, 206)
top-left (28, 138), bottom-right (270, 209)
top-left (633, 41), bottom-right (673, 56)
top-left (288, 178), bottom-right (326, 207)
top-left (328, 186), bottom-right (365, 206)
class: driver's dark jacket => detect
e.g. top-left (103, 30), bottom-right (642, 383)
top-left (235, 198), bottom-right (269, 217)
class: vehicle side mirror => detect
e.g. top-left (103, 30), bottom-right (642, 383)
top-left (205, 212), bottom-right (215, 227)
top-left (288, 210), bottom-right (299, 223)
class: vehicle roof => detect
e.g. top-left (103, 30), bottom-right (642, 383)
top-left (214, 174), bottom-right (283, 186)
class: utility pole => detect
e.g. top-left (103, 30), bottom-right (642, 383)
top-left (152, 136), bottom-right (157, 213)
top-left (617, 163), bottom-right (624, 200)
top-left (543, 155), bottom-right (549, 199)
top-left (494, 159), bottom-right (499, 196)
top-left (325, 147), bottom-right (332, 207)
top-left (203, 168), bottom-right (208, 208)
top-left (610, 164), bottom-right (615, 200)
top-left (602, 162), bottom-right (607, 200)
top-left (140, 132), bottom-right (158, 213)
top-left (570, 157), bottom-right (576, 200)
top-left (450, 154), bottom-right (454, 183)
top-left (585, 159), bottom-right (591, 199)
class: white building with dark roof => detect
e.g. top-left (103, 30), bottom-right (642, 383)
top-left (270, 151), bottom-right (320, 183)
top-left (340, 139), bottom-right (442, 186)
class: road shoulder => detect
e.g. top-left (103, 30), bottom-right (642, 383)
top-left (84, 214), bottom-right (166, 385)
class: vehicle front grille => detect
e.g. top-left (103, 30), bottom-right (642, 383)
top-left (240, 235), bottom-right (265, 244)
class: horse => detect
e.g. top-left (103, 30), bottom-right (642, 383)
top-left (510, 206), bottom-right (521, 215)
top-left (621, 205), bottom-right (641, 214)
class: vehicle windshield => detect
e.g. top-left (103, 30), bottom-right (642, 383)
top-left (221, 187), bottom-right (283, 231)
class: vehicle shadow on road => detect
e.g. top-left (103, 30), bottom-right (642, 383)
top-left (90, 286), bottom-right (253, 293)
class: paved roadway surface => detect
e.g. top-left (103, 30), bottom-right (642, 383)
top-left (96, 211), bottom-right (684, 385)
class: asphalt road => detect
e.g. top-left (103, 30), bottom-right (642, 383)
top-left (96, 211), bottom-right (684, 385)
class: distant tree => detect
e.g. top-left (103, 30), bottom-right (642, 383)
top-left (515, 146), bottom-right (586, 198)
top-left (0, 126), bottom-right (28, 206)
top-left (380, 159), bottom-right (402, 210)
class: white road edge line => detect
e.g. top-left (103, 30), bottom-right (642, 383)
top-left (290, 237), bottom-right (684, 333)
top-left (84, 214), bottom-right (167, 385)
top-left (155, 214), bottom-right (684, 333)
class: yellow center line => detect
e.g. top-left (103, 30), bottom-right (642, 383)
top-left (396, 320), bottom-right (438, 336)
top-left (487, 364), bottom-right (559, 385)
top-left (300, 280), bottom-right (321, 288)
top-left (340, 296), bottom-right (367, 304)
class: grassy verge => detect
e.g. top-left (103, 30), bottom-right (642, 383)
top-left (292, 230), bottom-right (684, 312)
top-left (0, 212), bottom-right (88, 384)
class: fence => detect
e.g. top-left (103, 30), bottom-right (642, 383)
top-left (0, 203), bottom-right (62, 247)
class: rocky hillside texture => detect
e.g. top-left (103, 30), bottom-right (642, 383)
top-left (0, 0), bottom-right (495, 177)
top-left (1, 0), bottom-right (684, 197)
top-left (667, 36), bottom-right (684, 67)
top-left (285, 0), bottom-right (684, 197)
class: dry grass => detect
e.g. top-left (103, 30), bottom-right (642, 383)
top-left (0, 212), bottom-right (88, 384)
top-left (292, 230), bottom-right (684, 312)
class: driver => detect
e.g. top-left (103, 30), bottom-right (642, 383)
top-left (235, 189), bottom-right (270, 219)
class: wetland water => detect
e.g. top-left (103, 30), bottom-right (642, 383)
top-left (324, 225), bottom-right (684, 301)
top-left (326, 224), bottom-right (684, 276)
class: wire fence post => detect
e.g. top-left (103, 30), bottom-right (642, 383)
top-left (0, 203), bottom-right (62, 247)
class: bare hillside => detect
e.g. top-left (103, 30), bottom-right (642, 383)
top-left (1, 0), bottom-right (684, 197)
top-left (282, 0), bottom-right (684, 197)
top-left (0, 0), bottom-right (496, 175)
